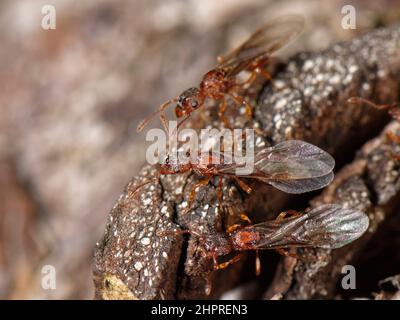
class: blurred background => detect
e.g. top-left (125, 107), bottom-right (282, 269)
top-left (0, 0), bottom-right (399, 299)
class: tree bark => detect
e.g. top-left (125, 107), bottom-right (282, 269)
top-left (93, 23), bottom-right (400, 300)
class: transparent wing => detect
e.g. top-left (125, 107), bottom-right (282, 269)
top-left (256, 140), bottom-right (334, 193)
top-left (217, 15), bottom-right (304, 76)
top-left (247, 204), bottom-right (369, 249)
top-left (268, 172), bottom-right (334, 194)
top-left (217, 140), bottom-right (335, 194)
top-left (254, 140), bottom-right (335, 179)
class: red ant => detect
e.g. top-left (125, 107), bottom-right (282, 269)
top-left (348, 96), bottom-right (400, 160)
top-left (158, 204), bottom-right (369, 295)
top-left (136, 15), bottom-right (304, 133)
top-left (128, 140), bottom-right (335, 210)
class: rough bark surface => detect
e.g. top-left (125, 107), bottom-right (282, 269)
top-left (93, 24), bottom-right (400, 300)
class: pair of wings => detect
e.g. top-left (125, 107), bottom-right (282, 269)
top-left (219, 140), bottom-right (335, 194)
top-left (216, 14), bottom-right (304, 77)
top-left (241, 204), bottom-right (369, 250)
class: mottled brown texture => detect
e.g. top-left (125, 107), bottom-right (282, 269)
top-left (93, 24), bottom-right (400, 299)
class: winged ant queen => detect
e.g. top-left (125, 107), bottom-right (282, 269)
top-left (157, 203), bottom-right (369, 295)
top-left (129, 140), bottom-right (335, 211)
top-left (136, 15), bottom-right (305, 133)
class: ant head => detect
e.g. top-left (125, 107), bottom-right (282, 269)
top-left (158, 153), bottom-right (177, 174)
top-left (175, 87), bottom-right (202, 118)
top-left (198, 233), bottom-right (233, 258)
top-left (158, 153), bottom-right (169, 164)
top-left (157, 229), bottom-right (233, 260)
top-left (158, 152), bottom-right (192, 174)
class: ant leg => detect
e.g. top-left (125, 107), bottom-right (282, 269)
top-left (205, 278), bottom-right (213, 296)
top-left (392, 154), bottom-right (400, 162)
top-left (389, 109), bottom-right (400, 121)
top-left (386, 131), bottom-right (400, 161)
top-left (275, 248), bottom-right (299, 259)
top-left (160, 112), bottom-right (169, 133)
top-left (225, 211), bottom-right (252, 231)
top-left (186, 175), bottom-right (213, 211)
top-left (255, 250), bottom-right (261, 276)
top-left (176, 114), bottom-right (191, 130)
top-left (226, 211), bottom-right (253, 234)
top-left (239, 212), bottom-right (253, 225)
top-left (275, 209), bottom-right (301, 221)
top-left (241, 66), bottom-right (271, 87)
top-left (169, 114), bottom-right (191, 137)
top-left (378, 104), bottom-right (396, 110)
top-left (212, 254), bottom-right (219, 269)
top-left (241, 71), bottom-right (258, 87)
top-left (226, 211), bottom-right (252, 234)
top-left (226, 224), bottom-right (241, 235)
top-left (156, 228), bottom-right (202, 240)
top-left (218, 98), bottom-right (231, 129)
top-left (252, 58), bottom-right (272, 81)
top-left (227, 93), bottom-right (253, 119)
top-left (257, 67), bottom-right (272, 82)
top-left (217, 176), bottom-right (223, 211)
top-left (231, 176), bottom-right (252, 194)
top-left (156, 229), bottom-right (191, 237)
top-left (215, 254), bottom-right (242, 270)
top-left (275, 211), bottom-right (288, 221)
top-left (347, 96), bottom-right (397, 111)
top-left (238, 59), bottom-right (271, 87)
top-left (125, 174), bottom-right (160, 205)
top-left (386, 131), bottom-right (400, 144)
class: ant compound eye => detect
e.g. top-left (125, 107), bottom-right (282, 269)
top-left (161, 154), bottom-right (169, 165)
top-left (191, 100), bottom-right (199, 108)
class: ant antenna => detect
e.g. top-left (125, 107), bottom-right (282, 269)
top-left (347, 96), bottom-right (395, 111)
top-left (137, 98), bottom-right (177, 133)
top-left (156, 229), bottom-right (201, 238)
top-left (126, 172), bottom-right (161, 201)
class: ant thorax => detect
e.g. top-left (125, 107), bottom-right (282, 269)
top-left (195, 153), bottom-right (225, 172)
top-left (200, 69), bottom-right (232, 100)
top-left (230, 229), bottom-right (261, 251)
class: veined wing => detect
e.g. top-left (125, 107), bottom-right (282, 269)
top-left (245, 204), bottom-right (369, 249)
top-left (254, 140), bottom-right (335, 193)
top-left (267, 172), bottom-right (334, 194)
top-left (217, 140), bottom-right (335, 194)
top-left (254, 140), bottom-right (335, 179)
top-left (217, 15), bottom-right (304, 77)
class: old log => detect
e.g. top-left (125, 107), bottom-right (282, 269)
top-left (93, 23), bottom-right (400, 299)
